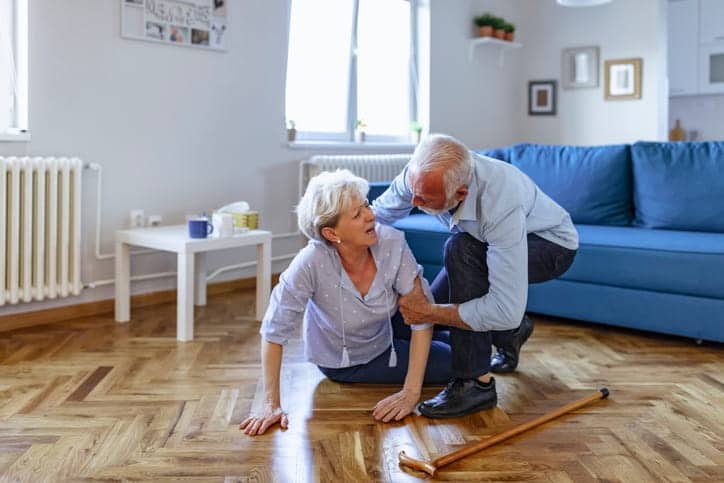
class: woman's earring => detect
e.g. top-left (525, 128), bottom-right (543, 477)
top-left (337, 239), bottom-right (342, 244)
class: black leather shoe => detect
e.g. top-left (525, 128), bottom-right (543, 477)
top-left (491, 315), bottom-right (534, 374)
top-left (417, 377), bottom-right (497, 418)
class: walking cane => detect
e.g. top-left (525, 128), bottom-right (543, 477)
top-left (399, 387), bottom-right (609, 476)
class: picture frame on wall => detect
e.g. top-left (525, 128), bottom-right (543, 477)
top-left (562, 46), bottom-right (599, 89)
top-left (604, 58), bottom-right (642, 100)
top-left (121, 0), bottom-right (228, 52)
top-left (528, 80), bottom-right (557, 116)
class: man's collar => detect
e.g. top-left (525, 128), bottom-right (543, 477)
top-left (451, 170), bottom-right (478, 223)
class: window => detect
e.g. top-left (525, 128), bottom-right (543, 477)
top-left (286, 0), bottom-right (417, 143)
top-left (0, 0), bottom-right (28, 136)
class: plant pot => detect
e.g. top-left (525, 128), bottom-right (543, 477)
top-left (494, 29), bottom-right (506, 40)
top-left (355, 130), bottom-right (366, 143)
top-left (410, 131), bottom-right (421, 144)
top-left (287, 128), bottom-right (297, 142)
top-left (505, 32), bottom-right (514, 42)
top-left (478, 26), bottom-right (493, 37)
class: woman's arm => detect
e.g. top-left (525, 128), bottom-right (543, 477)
top-left (240, 339), bottom-right (289, 435)
top-left (372, 325), bottom-right (433, 422)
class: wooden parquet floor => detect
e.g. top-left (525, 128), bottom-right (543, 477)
top-left (0, 289), bottom-right (722, 482)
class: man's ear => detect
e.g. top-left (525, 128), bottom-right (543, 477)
top-left (320, 226), bottom-right (337, 243)
top-left (455, 185), bottom-right (469, 201)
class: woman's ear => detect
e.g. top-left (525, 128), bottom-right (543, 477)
top-left (320, 226), bottom-right (337, 244)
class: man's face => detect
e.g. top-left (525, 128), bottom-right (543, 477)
top-left (410, 169), bottom-right (464, 216)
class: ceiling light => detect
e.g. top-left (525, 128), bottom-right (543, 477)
top-left (557, 0), bottom-right (612, 6)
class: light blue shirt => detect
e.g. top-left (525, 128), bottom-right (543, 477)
top-left (372, 152), bottom-right (579, 332)
top-left (260, 223), bottom-right (432, 368)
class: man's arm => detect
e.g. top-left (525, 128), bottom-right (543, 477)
top-left (371, 166), bottom-right (414, 225)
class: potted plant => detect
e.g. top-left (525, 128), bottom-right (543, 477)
top-left (503, 22), bottom-right (515, 42)
top-left (473, 13), bottom-right (496, 37)
top-left (286, 119), bottom-right (297, 142)
top-left (492, 16), bottom-right (507, 40)
top-left (354, 119), bottom-right (367, 143)
top-left (410, 120), bottom-right (423, 144)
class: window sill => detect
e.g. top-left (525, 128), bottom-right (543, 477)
top-left (285, 141), bottom-right (416, 151)
top-left (0, 131), bottom-right (31, 142)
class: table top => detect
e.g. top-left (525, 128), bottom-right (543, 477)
top-left (116, 225), bottom-right (272, 253)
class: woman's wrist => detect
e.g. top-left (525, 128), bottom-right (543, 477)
top-left (402, 383), bottom-right (422, 396)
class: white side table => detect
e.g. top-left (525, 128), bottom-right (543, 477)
top-left (114, 225), bottom-right (272, 341)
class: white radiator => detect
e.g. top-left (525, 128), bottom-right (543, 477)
top-left (300, 154), bottom-right (410, 196)
top-left (1, 157), bottom-right (83, 306)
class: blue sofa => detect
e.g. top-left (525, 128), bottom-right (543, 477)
top-left (369, 141), bottom-right (724, 343)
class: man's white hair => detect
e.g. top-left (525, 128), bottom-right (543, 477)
top-left (296, 169), bottom-right (369, 242)
top-left (409, 134), bottom-right (473, 198)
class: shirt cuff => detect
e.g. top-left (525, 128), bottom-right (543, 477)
top-left (410, 322), bottom-right (433, 331)
top-left (457, 301), bottom-right (486, 331)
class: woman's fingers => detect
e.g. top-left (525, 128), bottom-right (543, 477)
top-left (280, 412), bottom-right (289, 429)
top-left (239, 417), bottom-right (253, 430)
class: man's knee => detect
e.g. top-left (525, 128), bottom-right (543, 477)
top-left (443, 233), bottom-right (487, 267)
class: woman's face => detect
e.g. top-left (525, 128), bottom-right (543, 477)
top-left (329, 195), bottom-right (377, 248)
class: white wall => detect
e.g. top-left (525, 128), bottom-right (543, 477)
top-left (516, 0), bottom-right (667, 145)
top-left (0, 0), bottom-right (412, 317)
top-left (0, 0), bottom-right (672, 316)
top-left (669, 94), bottom-right (724, 140)
top-left (426, 0), bottom-right (668, 149)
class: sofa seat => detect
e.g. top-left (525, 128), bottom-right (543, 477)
top-left (564, 225), bottom-right (724, 299)
top-left (392, 214), bottom-right (448, 278)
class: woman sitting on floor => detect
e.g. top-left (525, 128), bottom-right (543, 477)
top-left (241, 170), bottom-right (452, 436)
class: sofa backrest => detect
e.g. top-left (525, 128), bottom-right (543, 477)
top-left (632, 141), bottom-right (724, 233)
top-left (505, 143), bottom-right (633, 226)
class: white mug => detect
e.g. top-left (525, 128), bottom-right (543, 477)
top-left (212, 212), bottom-right (234, 237)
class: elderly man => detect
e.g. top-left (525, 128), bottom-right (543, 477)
top-left (372, 134), bottom-right (578, 418)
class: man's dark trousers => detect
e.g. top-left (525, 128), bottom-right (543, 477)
top-left (430, 232), bottom-right (577, 378)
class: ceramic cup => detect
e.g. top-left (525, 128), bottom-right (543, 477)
top-left (188, 217), bottom-right (213, 239)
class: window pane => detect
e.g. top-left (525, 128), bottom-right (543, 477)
top-left (286, 0), bottom-right (353, 134)
top-left (357, 0), bottom-right (410, 137)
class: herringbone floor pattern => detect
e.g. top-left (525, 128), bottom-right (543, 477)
top-left (0, 289), bottom-right (722, 482)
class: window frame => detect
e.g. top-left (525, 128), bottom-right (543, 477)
top-left (1, 0), bottom-right (29, 139)
top-left (288, 0), bottom-right (418, 144)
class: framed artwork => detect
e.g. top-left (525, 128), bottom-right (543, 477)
top-left (604, 58), bottom-right (642, 100)
top-left (562, 46), bottom-right (599, 89)
top-left (528, 80), bottom-right (557, 116)
top-left (121, 0), bottom-right (228, 51)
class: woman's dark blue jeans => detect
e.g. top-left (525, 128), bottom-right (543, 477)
top-left (430, 232), bottom-right (576, 379)
top-left (317, 311), bottom-right (453, 385)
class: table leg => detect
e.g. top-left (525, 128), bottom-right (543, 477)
top-left (177, 251), bottom-right (195, 341)
top-left (115, 241), bottom-right (130, 322)
top-left (195, 252), bottom-right (207, 306)
top-left (256, 239), bottom-right (271, 321)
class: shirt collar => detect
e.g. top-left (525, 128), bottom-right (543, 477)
top-left (451, 168), bottom-right (479, 225)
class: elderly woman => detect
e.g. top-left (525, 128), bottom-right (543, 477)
top-left (241, 170), bottom-right (453, 436)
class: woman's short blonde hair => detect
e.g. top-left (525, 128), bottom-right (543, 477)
top-left (296, 169), bottom-right (369, 242)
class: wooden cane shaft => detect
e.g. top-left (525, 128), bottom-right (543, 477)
top-left (433, 388), bottom-right (609, 469)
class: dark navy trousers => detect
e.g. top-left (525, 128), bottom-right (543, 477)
top-left (430, 233), bottom-right (576, 379)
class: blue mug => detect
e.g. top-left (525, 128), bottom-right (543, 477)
top-left (188, 218), bottom-right (213, 239)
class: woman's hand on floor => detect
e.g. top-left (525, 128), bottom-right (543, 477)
top-left (372, 388), bottom-right (421, 422)
top-left (240, 404), bottom-right (288, 436)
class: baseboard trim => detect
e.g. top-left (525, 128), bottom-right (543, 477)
top-left (0, 274), bottom-right (280, 334)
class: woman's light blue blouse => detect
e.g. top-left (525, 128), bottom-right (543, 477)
top-left (260, 223), bottom-right (432, 368)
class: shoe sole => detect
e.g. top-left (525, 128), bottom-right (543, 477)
top-left (418, 399), bottom-right (497, 419)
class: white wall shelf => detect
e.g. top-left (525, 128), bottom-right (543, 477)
top-left (469, 37), bottom-right (523, 64)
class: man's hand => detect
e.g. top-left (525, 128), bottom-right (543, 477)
top-left (372, 387), bottom-right (421, 422)
top-left (240, 402), bottom-right (288, 436)
top-left (398, 278), bottom-right (434, 325)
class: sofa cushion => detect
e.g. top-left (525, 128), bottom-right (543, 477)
top-left (475, 146), bottom-right (514, 163)
top-left (392, 214), bottom-right (448, 270)
top-left (510, 144), bottom-right (633, 226)
top-left (561, 224), bottom-right (724, 299)
top-left (631, 141), bottom-right (724, 232)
